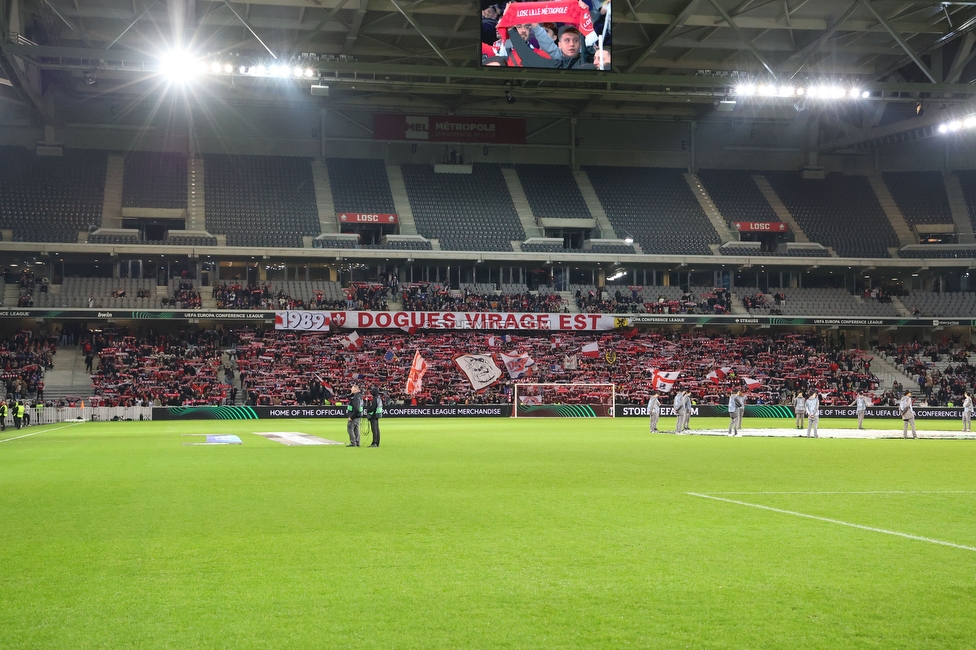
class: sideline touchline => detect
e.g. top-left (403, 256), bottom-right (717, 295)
top-left (0, 422), bottom-right (84, 444)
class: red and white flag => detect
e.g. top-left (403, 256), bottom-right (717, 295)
top-left (500, 352), bottom-right (536, 380)
top-left (650, 369), bottom-right (681, 393)
top-left (406, 351), bottom-right (428, 395)
top-left (400, 324), bottom-right (419, 335)
top-left (580, 341), bottom-right (600, 358)
top-left (707, 366), bottom-right (732, 384)
top-left (742, 376), bottom-right (763, 390)
top-left (341, 331), bottom-right (362, 350)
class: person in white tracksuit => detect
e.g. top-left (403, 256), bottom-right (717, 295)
top-left (805, 391), bottom-right (820, 438)
top-left (900, 391), bottom-right (917, 439)
top-left (728, 390), bottom-right (741, 436)
top-left (963, 392), bottom-right (973, 433)
top-left (674, 390), bottom-right (688, 433)
top-left (647, 393), bottom-right (660, 433)
top-left (794, 391), bottom-right (806, 429)
top-left (852, 393), bottom-right (869, 430)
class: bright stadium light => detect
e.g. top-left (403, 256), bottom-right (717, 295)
top-left (158, 49), bottom-right (201, 83)
top-left (304, 68), bottom-right (315, 78)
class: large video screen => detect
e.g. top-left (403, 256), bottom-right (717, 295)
top-left (481, 0), bottom-right (612, 70)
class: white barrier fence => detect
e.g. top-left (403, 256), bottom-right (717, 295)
top-left (6, 406), bottom-right (154, 426)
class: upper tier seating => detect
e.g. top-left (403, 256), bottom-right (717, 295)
top-left (697, 170), bottom-right (779, 224)
top-left (327, 158), bottom-right (397, 214)
top-left (166, 233), bottom-right (218, 246)
top-left (956, 171), bottom-right (976, 232)
top-left (737, 287), bottom-right (901, 317)
top-left (36, 277), bottom-right (157, 309)
top-left (521, 242), bottom-right (565, 253)
top-left (765, 172), bottom-right (898, 258)
top-left (514, 164), bottom-right (591, 219)
top-left (719, 245), bottom-right (831, 258)
top-left (582, 166), bottom-right (720, 255)
top-left (87, 232), bottom-right (141, 245)
top-left (204, 155), bottom-right (319, 248)
top-left (400, 164), bottom-right (524, 251)
top-left (122, 152), bottom-right (187, 209)
top-left (362, 239), bottom-right (433, 250)
top-left (904, 291), bottom-right (976, 317)
top-left (882, 172), bottom-right (953, 226)
top-left (899, 247), bottom-right (976, 259)
top-left (586, 241), bottom-right (636, 255)
top-left (0, 146), bottom-right (106, 242)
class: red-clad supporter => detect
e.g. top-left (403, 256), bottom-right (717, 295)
top-left (401, 284), bottom-right (563, 313)
top-left (0, 330), bottom-right (55, 400)
top-left (88, 327), bottom-right (228, 407)
top-left (230, 328), bottom-right (877, 407)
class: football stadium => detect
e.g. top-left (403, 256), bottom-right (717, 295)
top-left (2, 0), bottom-right (976, 646)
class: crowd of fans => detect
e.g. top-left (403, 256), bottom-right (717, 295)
top-left (402, 284), bottom-right (564, 312)
top-left (0, 330), bottom-right (55, 401)
top-left (163, 280), bottom-right (202, 309)
top-left (577, 287), bottom-right (733, 315)
top-left (875, 337), bottom-right (976, 407)
top-left (227, 328), bottom-right (877, 408)
top-left (88, 327), bottom-right (230, 407)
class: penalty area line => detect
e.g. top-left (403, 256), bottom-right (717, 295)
top-left (0, 421), bottom-right (85, 444)
top-left (687, 492), bottom-right (976, 553)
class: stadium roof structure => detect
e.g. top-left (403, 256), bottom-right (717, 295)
top-left (2, 0), bottom-right (976, 150)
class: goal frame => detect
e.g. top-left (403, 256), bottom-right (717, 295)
top-left (512, 383), bottom-right (616, 418)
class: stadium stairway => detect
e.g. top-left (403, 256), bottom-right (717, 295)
top-left (385, 166), bottom-right (419, 235)
top-left (751, 175), bottom-right (810, 242)
top-left (187, 157), bottom-right (206, 232)
top-left (685, 173), bottom-right (734, 244)
top-left (501, 168), bottom-right (544, 239)
top-left (869, 350), bottom-right (918, 391)
top-left (100, 154), bottom-right (124, 229)
top-left (312, 161), bottom-right (339, 234)
top-left (867, 175), bottom-right (915, 247)
top-left (4, 283), bottom-right (20, 306)
top-left (574, 171), bottom-right (616, 238)
top-left (42, 347), bottom-right (94, 401)
top-left (889, 296), bottom-right (914, 317)
top-left (945, 173), bottom-right (976, 244)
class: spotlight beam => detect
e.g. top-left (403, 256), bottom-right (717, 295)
top-left (220, 0), bottom-right (277, 59)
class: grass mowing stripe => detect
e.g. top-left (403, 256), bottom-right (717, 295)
top-left (688, 491), bottom-right (976, 552)
top-left (0, 422), bottom-right (83, 444)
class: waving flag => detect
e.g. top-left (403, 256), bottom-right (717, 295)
top-left (500, 352), bottom-right (536, 380)
top-left (563, 354), bottom-right (578, 371)
top-left (580, 341), bottom-right (600, 358)
top-left (341, 331), bottom-right (362, 350)
top-left (650, 369), bottom-right (681, 393)
top-left (406, 351), bottom-right (428, 395)
top-left (707, 367), bottom-right (732, 384)
top-left (454, 354), bottom-right (502, 391)
top-left (384, 350), bottom-right (395, 363)
top-left (742, 376), bottom-right (763, 390)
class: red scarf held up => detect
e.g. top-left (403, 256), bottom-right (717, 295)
top-left (495, 1), bottom-right (598, 54)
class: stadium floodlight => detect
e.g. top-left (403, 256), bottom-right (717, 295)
top-left (292, 67), bottom-right (304, 77)
top-left (224, 64), bottom-right (233, 74)
top-left (304, 69), bottom-right (315, 78)
top-left (158, 49), bottom-right (201, 83)
top-left (210, 62), bottom-right (221, 74)
top-left (735, 84), bottom-right (755, 96)
top-left (861, 90), bottom-right (871, 99)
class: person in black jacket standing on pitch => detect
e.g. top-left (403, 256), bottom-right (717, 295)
top-left (346, 385), bottom-right (363, 447)
top-left (366, 386), bottom-right (384, 447)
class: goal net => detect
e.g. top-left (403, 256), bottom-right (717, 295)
top-left (512, 383), bottom-right (616, 418)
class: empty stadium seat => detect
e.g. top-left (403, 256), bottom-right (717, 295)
top-left (697, 170), bottom-right (780, 225)
top-left (0, 146), bottom-right (106, 242)
top-left (400, 164), bottom-right (524, 251)
top-left (204, 154), bottom-right (319, 248)
top-left (514, 164), bottom-right (591, 219)
top-left (123, 152), bottom-right (188, 209)
top-left (327, 158), bottom-right (397, 214)
top-left (582, 166), bottom-right (720, 255)
top-left (765, 172), bottom-right (898, 258)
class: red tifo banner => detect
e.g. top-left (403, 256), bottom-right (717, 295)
top-left (734, 222), bottom-right (789, 232)
top-left (276, 310), bottom-right (624, 331)
top-left (373, 114), bottom-right (526, 145)
top-left (338, 213), bottom-right (398, 224)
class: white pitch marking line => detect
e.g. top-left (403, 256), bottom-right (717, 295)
top-left (706, 490), bottom-right (976, 495)
top-left (0, 422), bottom-right (84, 444)
top-left (688, 492), bottom-right (976, 553)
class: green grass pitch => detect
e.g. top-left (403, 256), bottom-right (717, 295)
top-left (2, 416), bottom-right (975, 649)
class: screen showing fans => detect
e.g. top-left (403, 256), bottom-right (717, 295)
top-left (481, 0), bottom-right (612, 70)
